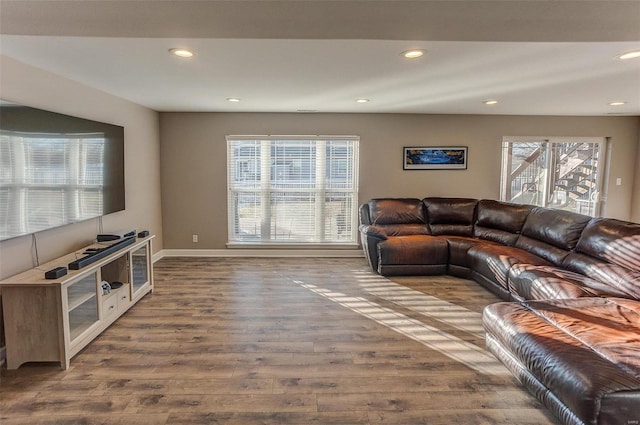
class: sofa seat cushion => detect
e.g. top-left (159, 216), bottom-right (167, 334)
top-left (377, 235), bottom-right (448, 276)
top-left (508, 264), bottom-right (635, 301)
top-left (439, 236), bottom-right (497, 267)
top-left (419, 236), bottom-right (496, 278)
top-left (483, 298), bottom-right (640, 425)
top-left (468, 244), bottom-right (552, 289)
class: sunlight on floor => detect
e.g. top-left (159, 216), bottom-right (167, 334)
top-left (293, 279), bottom-right (509, 377)
top-left (353, 270), bottom-right (485, 338)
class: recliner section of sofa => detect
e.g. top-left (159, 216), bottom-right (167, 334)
top-left (359, 198), bottom-right (439, 276)
top-left (483, 297), bottom-right (640, 425)
top-left (424, 197), bottom-right (485, 279)
top-left (564, 218), bottom-right (640, 299)
top-left (469, 206), bottom-right (593, 299)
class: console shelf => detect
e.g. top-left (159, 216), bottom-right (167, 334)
top-left (69, 292), bottom-right (96, 312)
top-left (0, 235), bottom-right (154, 370)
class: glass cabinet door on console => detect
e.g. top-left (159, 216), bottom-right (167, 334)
top-left (65, 273), bottom-right (99, 343)
top-left (130, 245), bottom-right (150, 297)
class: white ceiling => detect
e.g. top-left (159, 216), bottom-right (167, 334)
top-left (1, 1), bottom-right (639, 115)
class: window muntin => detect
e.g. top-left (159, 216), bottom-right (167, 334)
top-left (500, 137), bottom-right (606, 216)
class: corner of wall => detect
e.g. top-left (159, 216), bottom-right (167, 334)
top-left (631, 117), bottom-right (640, 222)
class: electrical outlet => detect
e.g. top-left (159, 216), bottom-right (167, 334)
top-left (616, 177), bottom-right (622, 186)
top-left (192, 234), bottom-right (198, 243)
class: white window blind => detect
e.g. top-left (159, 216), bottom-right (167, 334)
top-left (227, 136), bottom-right (359, 245)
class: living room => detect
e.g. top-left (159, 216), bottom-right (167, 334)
top-left (1, 1), bottom-right (639, 424)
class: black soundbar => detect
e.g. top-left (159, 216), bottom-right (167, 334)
top-left (68, 237), bottom-right (136, 270)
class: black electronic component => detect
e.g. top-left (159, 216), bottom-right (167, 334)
top-left (137, 230), bottom-right (149, 238)
top-left (45, 266), bottom-right (67, 279)
top-left (110, 281), bottom-right (124, 289)
top-left (0, 101), bottom-right (125, 242)
top-left (97, 229), bottom-right (136, 242)
top-left (68, 237), bottom-right (136, 270)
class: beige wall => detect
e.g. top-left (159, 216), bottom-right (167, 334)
top-left (160, 112), bottom-right (639, 249)
top-left (0, 56), bottom-right (163, 279)
top-left (633, 117), bottom-right (640, 223)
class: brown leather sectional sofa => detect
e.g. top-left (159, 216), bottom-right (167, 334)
top-left (359, 197), bottom-right (640, 425)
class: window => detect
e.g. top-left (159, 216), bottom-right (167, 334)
top-left (500, 137), bottom-right (606, 216)
top-left (227, 136), bottom-right (359, 245)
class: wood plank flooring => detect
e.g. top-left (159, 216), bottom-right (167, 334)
top-left (0, 257), bottom-right (560, 424)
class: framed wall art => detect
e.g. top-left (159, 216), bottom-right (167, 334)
top-left (403, 146), bottom-right (468, 170)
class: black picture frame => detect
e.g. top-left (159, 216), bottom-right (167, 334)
top-left (403, 146), bottom-right (468, 170)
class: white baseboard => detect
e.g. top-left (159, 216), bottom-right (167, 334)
top-left (152, 251), bottom-right (164, 263)
top-left (155, 248), bottom-right (364, 260)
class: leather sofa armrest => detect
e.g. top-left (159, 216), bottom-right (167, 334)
top-left (359, 224), bottom-right (388, 240)
top-left (359, 224), bottom-right (387, 273)
top-left (359, 202), bottom-right (372, 225)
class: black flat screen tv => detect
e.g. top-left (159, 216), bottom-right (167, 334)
top-left (0, 100), bottom-right (125, 241)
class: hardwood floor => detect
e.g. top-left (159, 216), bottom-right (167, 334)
top-left (0, 257), bottom-right (560, 424)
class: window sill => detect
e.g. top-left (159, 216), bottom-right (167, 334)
top-left (226, 242), bottom-right (360, 250)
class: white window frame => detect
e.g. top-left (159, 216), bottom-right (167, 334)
top-left (226, 135), bottom-right (359, 247)
top-left (500, 136), bottom-right (607, 216)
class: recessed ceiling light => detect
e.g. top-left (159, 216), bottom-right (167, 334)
top-left (618, 50), bottom-right (640, 60)
top-left (483, 99), bottom-right (498, 105)
top-left (355, 99), bottom-right (370, 103)
top-left (401, 49), bottom-right (426, 59)
top-left (608, 101), bottom-right (626, 106)
top-left (226, 97), bottom-right (241, 102)
top-left (169, 48), bottom-right (195, 58)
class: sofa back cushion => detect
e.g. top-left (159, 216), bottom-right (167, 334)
top-left (366, 198), bottom-right (430, 236)
top-left (515, 207), bottom-right (591, 265)
top-left (423, 197), bottom-right (478, 236)
top-left (562, 218), bottom-right (640, 299)
top-left (575, 218), bottom-right (640, 268)
top-left (474, 200), bottom-right (533, 245)
top-left (562, 254), bottom-right (640, 300)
